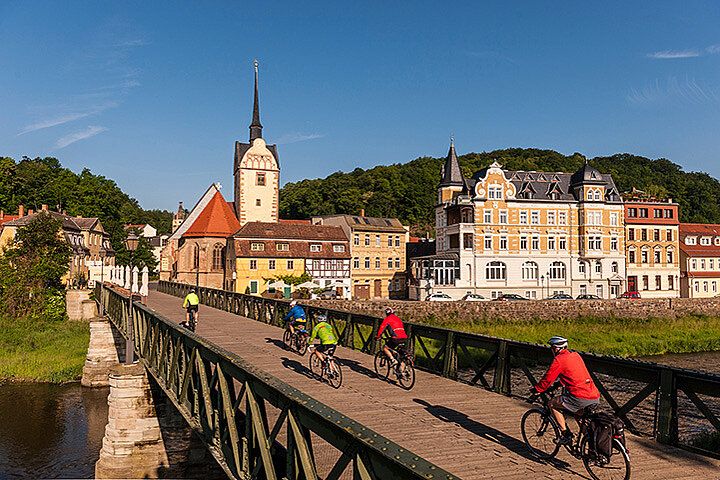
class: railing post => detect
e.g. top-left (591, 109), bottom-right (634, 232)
top-left (656, 368), bottom-right (678, 444)
top-left (370, 317), bottom-right (381, 354)
top-left (442, 331), bottom-right (457, 379)
top-left (493, 340), bottom-right (510, 395)
top-left (343, 312), bottom-right (354, 348)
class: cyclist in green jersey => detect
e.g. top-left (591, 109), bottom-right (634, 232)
top-left (182, 289), bottom-right (200, 328)
top-left (308, 315), bottom-right (338, 365)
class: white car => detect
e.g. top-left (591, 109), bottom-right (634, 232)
top-left (461, 293), bottom-right (490, 301)
top-left (425, 293), bottom-right (454, 302)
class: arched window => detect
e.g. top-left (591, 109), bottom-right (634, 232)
top-left (548, 261), bottom-right (566, 280)
top-left (594, 190), bottom-right (601, 201)
top-left (578, 261), bottom-right (586, 274)
top-left (192, 243), bottom-right (200, 269)
top-left (486, 261), bottom-right (506, 280)
top-left (212, 243), bottom-right (224, 270)
top-left (521, 261), bottom-right (538, 280)
top-left (595, 261), bottom-right (602, 274)
top-left (611, 261), bottom-right (618, 274)
top-left (587, 190), bottom-right (593, 201)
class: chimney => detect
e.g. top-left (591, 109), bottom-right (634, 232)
top-left (18, 205), bottom-right (24, 217)
top-left (41, 204), bottom-right (48, 211)
top-left (28, 209), bottom-right (34, 215)
top-left (76, 215), bottom-right (81, 219)
top-left (360, 209), bottom-right (365, 216)
top-left (62, 210), bottom-right (66, 215)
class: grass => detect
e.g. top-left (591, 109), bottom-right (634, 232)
top-left (691, 429), bottom-right (720, 454)
top-left (0, 316), bottom-right (90, 383)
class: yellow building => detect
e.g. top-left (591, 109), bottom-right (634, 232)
top-left (679, 223), bottom-right (720, 298)
top-left (411, 140), bottom-right (625, 300)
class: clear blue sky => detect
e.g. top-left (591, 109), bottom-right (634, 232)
top-left (2, 1), bottom-right (720, 211)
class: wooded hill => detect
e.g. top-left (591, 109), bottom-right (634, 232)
top-left (279, 148), bottom-right (720, 235)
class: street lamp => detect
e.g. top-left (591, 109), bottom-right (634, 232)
top-left (98, 246), bottom-right (107, 316)
top-left (124, 231), bottom-right (140, 364)
top-left (540, 275), bottom-right (545, 299)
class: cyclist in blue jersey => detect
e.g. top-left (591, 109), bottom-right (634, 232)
top-left (283, 300), bottom-right (307, 336)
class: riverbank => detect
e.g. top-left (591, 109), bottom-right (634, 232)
top-left (0, 317), bottom-right (90, 383)
top-left (420, 312), bottom-right (720, 357)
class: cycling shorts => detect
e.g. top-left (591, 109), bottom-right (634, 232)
top-left (386, 338), bottom-right (407, 350)
top-left (556, 393), bottom-right (599, 414)
top-left (316, 344), bottom-right (337, 355)
top-left (186, 304), bottom-right (198, 312)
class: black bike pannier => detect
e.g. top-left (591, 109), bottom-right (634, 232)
top-left (590, 412), bottom-right (626, 458)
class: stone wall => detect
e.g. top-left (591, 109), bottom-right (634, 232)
top-left (301, 297), bottom-right (720, 323)
top-left (66, 289), bottom-right (97, 320)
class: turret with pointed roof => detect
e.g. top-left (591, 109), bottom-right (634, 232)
top-left (249, 60), bottom-right (263, 141)
top-left (438, 137), bottom-right (466, 203)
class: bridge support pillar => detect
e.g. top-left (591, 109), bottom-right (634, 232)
top-left (95, 363), bottom-right (224, 479)
top-left (81, 318), bottom-right (124, 387)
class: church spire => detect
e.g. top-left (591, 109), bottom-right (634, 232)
top-left (249, 60), bottom-right (263, 141)
top-left (439, 136), bottom-right (464, 187)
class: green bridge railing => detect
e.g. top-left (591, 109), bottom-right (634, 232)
top-left (159, 280), bottom-right (720, 458)
top-left (96, 283), bottom-right (458, 480)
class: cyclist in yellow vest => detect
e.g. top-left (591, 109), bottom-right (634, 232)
top-left (182, 289), bottom-right (200, 328)
top-left (308, 315), bottom-right (338, 374)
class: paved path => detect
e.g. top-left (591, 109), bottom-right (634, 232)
top-left (147, 289), bottom-right (720, 479)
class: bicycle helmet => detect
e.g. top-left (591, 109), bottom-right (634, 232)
top-left (317, 314), bottom-right (327, 322)
top-left (548, 336), bottom-right (568, 349)
top-left (190, 288), bottom-right (196, 293)
top-left (290, 300), bottom-right (297, 307)
top-left (385, 307), bottom-right (394, 315)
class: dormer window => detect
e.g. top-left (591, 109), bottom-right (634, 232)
top-left (310, 244), bottom-right (322, 252)
top-left (587, 190), bottom-right (593, 201)
top-left (715, 238), bottom-right (720, 246)
top-left (250, 242), bottom-right (265, 251)
top-left (685, 237), bottom-right (697, 245)
top-left (700, 237), bottom-right (711, 246)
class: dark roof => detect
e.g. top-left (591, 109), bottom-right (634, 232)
top-left (234, 239), bottom-right (350, 259)
top-left (439, 138), bottom-right (463, 187)
top-left (250, 61), bottom-right (263, 141)
top-left (232, 221), bottom-right (349, 241)
top-left (570, 162), bottom-right (606, 186)
top-left (5, 210), bottom-right (83, 231)
top-left (234, 141), bottom-right (280, 170)
top-left (315, 214), bottom-right (406, 233)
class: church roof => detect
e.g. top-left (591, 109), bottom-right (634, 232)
top-left (182, 190), bottom-right (240, 238)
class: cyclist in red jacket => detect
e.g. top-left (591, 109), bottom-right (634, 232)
top-left (376, 307), bottom-right (408, 368)
top-left (531, 336), bottom-right (600, 445)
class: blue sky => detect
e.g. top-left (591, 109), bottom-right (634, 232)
top-left (2, 1), bottom-right (720, 211)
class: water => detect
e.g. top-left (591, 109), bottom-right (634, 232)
top-left (635, 350), bottom-right (720, 373)
top-left (0, 383), bottom-right (109, 479)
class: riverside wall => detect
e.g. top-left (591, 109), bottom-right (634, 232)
top-left (302, 297), bottom-right (720, 322)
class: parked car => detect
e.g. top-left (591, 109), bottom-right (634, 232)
top-left (618, 291), bottom-right (641, 299)
top-left (461, 293), bottom-right (490, 302)
top-left (493, 293), bottom-right (530, 301)
top-left (576, 294), bottom-right (601, 300)
top-left (547, 293), bottom-right (573, 300)
top-left (426, 293), bottom-right (454, 302)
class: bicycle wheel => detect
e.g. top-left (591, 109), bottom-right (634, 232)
top-left (521, 409), bottom-right (561, 459)
top-left (327, 358), bottom-right (343, 389)
top-left (309, 353), bottom-right (323, 380)
top-left (296, 334), bottom-right (308, 356)
top-left (283, 329), bottom-right (292, 349)
top-left (581, 437), bottom-right (631, 480)
top-left (374, 351), bottom-right (390, 380)
top-left (189, 312), bottom-right (197, 332)
top-left (397, 362), bottom-right (415, 390)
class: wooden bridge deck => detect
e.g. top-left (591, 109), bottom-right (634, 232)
top-left (146, 289), bottom-right (720, 479)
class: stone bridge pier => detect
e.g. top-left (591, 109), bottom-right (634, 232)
top-left (82, 317), bottom-right (224, 479)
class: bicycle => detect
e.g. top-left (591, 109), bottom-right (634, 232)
top-left (521, 384), bottom-right (631, 480)
top-left (181, 308), bottom-right (197, 332)
top-left (282, 326), bottom-right (308, 355)
top-left (308, 345), bottom-right (343, 388)
top-left (373, 344), bottom-right (415, 390)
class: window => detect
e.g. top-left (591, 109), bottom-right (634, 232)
top-left (587, 211), bottom-right (602, 225)
top-left (484, 210), bottom-right (492, 223)
top-left (685, 237), bottom-right (696, 245)
top-left (642, 275), bottom-right (649, 290)
top-left (559, 237), bottom-right (567, 250)
top-left (656, 275), bottom-right (662, 290)
top-left (375, 257), bottom-right (381, 269)
top-left (559, 212), bottom-right (567, 225)
top-left (548, 211), bottom-right (556, 225)
top-left (519, 211), bottom-right (528, 224)
top-left (701, 259), bottom-right (706, 270)
top-left (251, 242), bottom-right (265, 251)
top-left (695, 281), bottom-right (700, 293)
top-left (522, 261), bottom-right (538, 280)
top-left (212, 244), bottom-right (223, 270)
top-left (628, 208), bottom-right (637, 217)
top-left (256, 199), bottom-right (261, 206)
top-left (488, 185), bottom-right (502, 199)
top-left (192, 244), bottom-right (200, 269)
top-left (364, 257), bottom-right (370, 269)
top-left (353, 257), bottom-right (359, 269)
top-left (701, 237), bottom-right (711, 246)
top-left (628, 250), bottom-right (635, 263)
top-left (388, 236), bottom-right (393, 247)
top-left (691, 259), bottom-right (697, 270)
top-left (388, 258), bottom-right (393, 268)
top-left (395, 236), bottom-right (401, 247)
top-left (641, 250), bottom-right (648, 263)
top-left (520, 236), bottom-right (528, 250)
top-left (587, 190), bottom-right (593, 201)
top-left (610, 212), bottom-right (618, 226)
top-left (713, 281), bottom-right (718, 293)
top-left (395, 257), bottom-right (401, 269)
top-left (595, 261), bottom-right (602, 274)
top-left (654, 229), bottom-right (660, 242)
top-left (548, 262), bottom-right (566, 280)
top-left (499, 210), bottom-right (508, 224)
top-left (500, 236), bottom-right (508, 250)
top-left (704, 281), bottom-right (709, 293)
top-left (654, 208), bottom-right (662, 218)
top-left (256, 172), bottom-right (266, 186)
top-left (596, 284), bottom-right (603, 298)
top-left (354, 234), bottom-right (359, 246)
top-left (277, 243), bottom-right (289, 251)
top-left (548, 236), bottom-right (556, 250)
top-left (333, 244), bottom-right (345, 253)
top-left (639, 208), bottom-right (648, 218)
top-left (531, 211), bottom-right (539, 225)
top-left (375, 235), bottom-right (380, 247)
top-left (664, 209), bottom-right (674, 218)
top-left (249, 280), bottom-right (258, 294)
top-left (588, 236), bottom-right (602, 250)
top-left (310, 244), bottom-right (322, 252)
top-left (653, 249), bottom-right (661, 263)
top-left (611, 237), bottom-right (618, 251)
top-left (365, 234), bottom-right (370, 246)
top-left (268, 259), bottom-right (276, 270)
top-left (611, 261), bottom-right (618, 274)
top-left (668, 275), bottom-right (674, 290)
top-left (486, 261), bottom-right (506, 280)
top-left (665, 229), bottom-right (672, 242)
top-left (250, 259), bottom-right (257, 270)
top-left (531, 236), bottom-right (539, 250)
top-left (579, 261), bottom-right (586, 274)
top-left (628, 229), bottom-right (635, 241)
top-left (484, 236), bottom-right (493, 250)
top-left (711, 259), bottom-right (715, 270)
top-left (666, 249), bottom-right (674, 263)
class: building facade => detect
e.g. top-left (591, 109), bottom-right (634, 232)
top-left (410, 141), bottom-right (625, 300)
top-left (226, 222), bottom-right (351, 297)
top-left (312, 214), bottom-right (409, 299)
top-left (679, 223), bottom-right (720, 298)
top-left (624, 195), bottom-right (680, 297)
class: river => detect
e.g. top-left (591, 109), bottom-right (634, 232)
top-left (0, 383), bottom-right (109, 479)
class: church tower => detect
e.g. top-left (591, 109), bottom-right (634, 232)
top-left (234, 61), bottom-right (280, 225)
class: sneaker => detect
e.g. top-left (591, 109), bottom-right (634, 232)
top-left (555, 430), bottom-right (573, 446)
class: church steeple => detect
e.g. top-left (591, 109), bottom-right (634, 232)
top-left (440, 136), bottom-right (464, 187)
top-left (249, 60), bottom-right (263, 141)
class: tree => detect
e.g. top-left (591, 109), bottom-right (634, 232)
top-left (0, 212), bottom-right (71, 318)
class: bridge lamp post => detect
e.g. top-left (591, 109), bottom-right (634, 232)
top-left (540, 275), bottom-right (545, 299)
top-left (98, 247), bottom-right (106, 316)
top-left (124, 232), bottom-right (140, 365)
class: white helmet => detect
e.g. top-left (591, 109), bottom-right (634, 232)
top-left (548, 336), bottom-right (568, 349)
top-left (290, 300), bottom-right (297, 307)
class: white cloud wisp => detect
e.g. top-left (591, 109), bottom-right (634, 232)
top-left (55, 126), bottom-right (108, 149)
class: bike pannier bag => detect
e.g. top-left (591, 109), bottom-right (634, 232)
top-left (591, 412), bottom-right (625, 458)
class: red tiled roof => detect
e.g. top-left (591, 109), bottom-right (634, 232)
top-left (183, 191), bottom-right (241, 238)
top-left (679, 223), bottom-right (720, 255)
top-left (233, 239), bottom-right (350, 259)
top-left (233, 221), bottom-right (348, 241)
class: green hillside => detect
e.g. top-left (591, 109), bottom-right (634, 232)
top-left (279, 148), bottom-right (720, 234)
